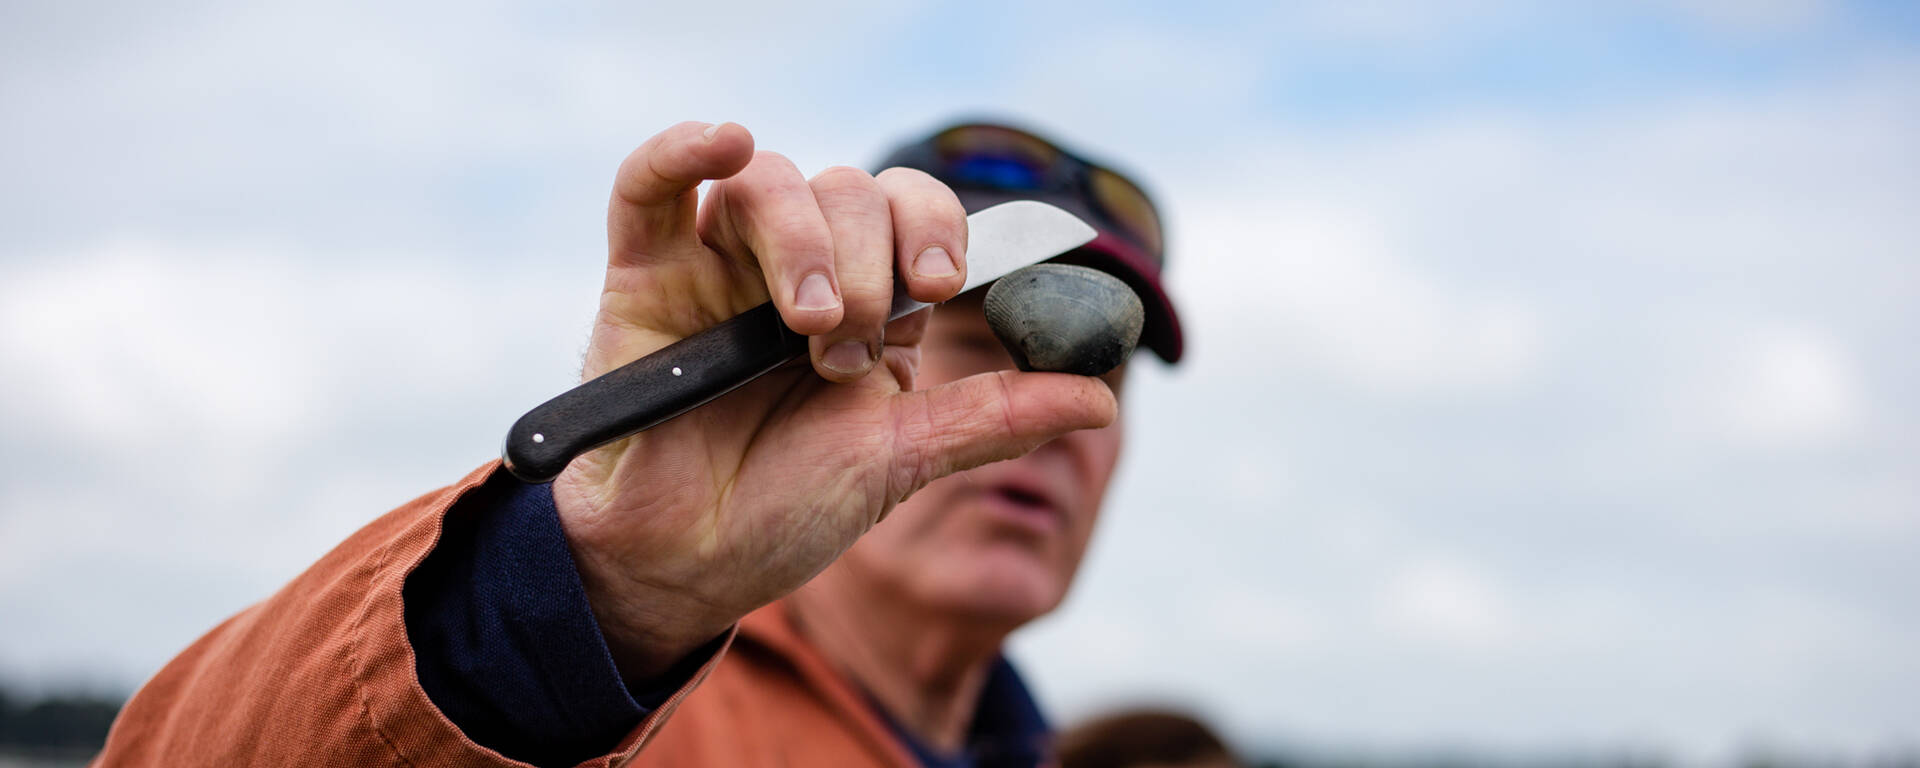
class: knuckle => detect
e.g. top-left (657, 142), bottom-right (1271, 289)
top-left (751, 149), bottom-right (795, 168)
top-left (882, 179), bottom-right (964, 225)
top-left (884, 409), bottom-right (925, 500)
top-left (875, 166), bottom-right (939, 188)
top-left (813, 164), bottom-right (877, 191)
top-left (772, 214), bottom-right (834, 257)
top-left (892, 193), bottom-right (964, 230)
top-left (617, 142), bottom-right (650, 175)
top-left (812, 168), bottom-right (887, 214)
top-left (836, 273), bottom-right (893, 321)
top-left (881, 169), bottom-right (962, 206)
top-left (741, 150), bottom-right (801, 184)
top-left (614, 140), bottom-right (661, 187)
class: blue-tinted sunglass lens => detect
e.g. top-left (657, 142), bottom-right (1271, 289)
top-left (948, 156), bottom-right (1043, 189)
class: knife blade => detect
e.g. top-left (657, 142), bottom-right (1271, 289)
top-left (502, 200), bottom-right (1098, 483)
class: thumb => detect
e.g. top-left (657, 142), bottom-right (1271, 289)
top-left (887, 370), bottom-right (1118, 499)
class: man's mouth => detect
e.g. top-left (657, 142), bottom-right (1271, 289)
top-left (980, 477), bottom-right (1067, 532)
top-left (993, 485), bottom-right (1053, 511)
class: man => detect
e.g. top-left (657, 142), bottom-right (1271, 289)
top-left (96, 119), bottom-right (1184, 767)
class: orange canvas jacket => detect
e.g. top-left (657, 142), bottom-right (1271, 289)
top-left (94, 462), bottom-right (925, 767)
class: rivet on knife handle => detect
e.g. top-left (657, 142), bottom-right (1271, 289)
top-left (503, 302), bottom-right (802, 483)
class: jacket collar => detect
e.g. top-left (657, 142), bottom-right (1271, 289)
top-left (738, 602), bottom-right (1053, 768)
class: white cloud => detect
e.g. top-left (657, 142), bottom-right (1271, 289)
top-left (0, 243), bottom-right (322, 447)
top-left (1376, 557), bottom-right (1518, 651)
top-left (1175, 196), bottom-right (1549, 397)
top-left (1712, 324), bottom-right (1867, 450)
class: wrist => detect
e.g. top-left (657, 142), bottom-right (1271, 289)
top-left (552, 468), bottom-right (742, 683)
top-left (570, 554), bottom-right (738, 683)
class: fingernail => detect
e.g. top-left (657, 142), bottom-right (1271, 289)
top-left (702, 122), bottom-right (721, 141)
top-left (913, 245), bottom-right (957, 278)
top-left (823, 340), bottom-right (872, 375)
top-left (795, 273), bottom-right (838, 311)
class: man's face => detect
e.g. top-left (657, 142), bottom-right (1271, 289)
top-left (833, 290), bottom-right (1127, 625)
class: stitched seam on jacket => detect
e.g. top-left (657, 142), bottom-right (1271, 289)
top-left (348, 524), bottom-right (423, 768)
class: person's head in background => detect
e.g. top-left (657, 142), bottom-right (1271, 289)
top-left (796, 122), bottom-right (1186, 645)
top-left (1058, 709), bottom-right (1242, 768)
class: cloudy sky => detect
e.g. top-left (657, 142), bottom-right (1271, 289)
top-left (3, 0), bottom-right (1916, 763)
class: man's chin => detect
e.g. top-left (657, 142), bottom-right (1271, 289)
top-left (924, 552), bottom-right (1066, 628)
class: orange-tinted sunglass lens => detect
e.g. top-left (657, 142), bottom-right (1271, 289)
top-left (1090, 167), bottom-right (1163, 258)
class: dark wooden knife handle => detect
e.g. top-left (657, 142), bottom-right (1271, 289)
top-left (502, 301), bottom-right (806, 483)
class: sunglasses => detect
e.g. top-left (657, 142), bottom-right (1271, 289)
top-left (887, 124), bottom-right (1165, 265)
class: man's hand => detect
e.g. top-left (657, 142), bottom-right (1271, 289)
top-left (551, 122), bottom-right (1118, 682)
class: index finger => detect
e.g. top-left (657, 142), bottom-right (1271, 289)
top-left (876, 167), bottom-right (969, 304)
top-left (607, 121), bottom-right (755, 267)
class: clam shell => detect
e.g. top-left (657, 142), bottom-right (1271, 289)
top-left (982, 263), bottom-right (1145, 376)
